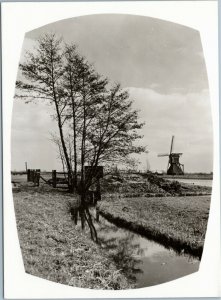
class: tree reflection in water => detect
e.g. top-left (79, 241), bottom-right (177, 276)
top-left (69, 202), bottom-right (98, 243)
top-left (69, 201), bottom-right (144, 283)
top-left (98, 224), bottom-right (144, 283)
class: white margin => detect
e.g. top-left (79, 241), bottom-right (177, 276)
top-left (2, 1), bottom-right (220, 298)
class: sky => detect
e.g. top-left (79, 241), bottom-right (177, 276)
top-left (11, 14), bottom-right (213, 172)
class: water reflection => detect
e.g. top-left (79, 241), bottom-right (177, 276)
top-left (69, 203), bottom-right (98, 242)
top-left (95, 215), bottom-right (200, 288)
top-left (70, 204), bottom-right (200, 288)
top-left (99, 228), bottom-right (144, 282)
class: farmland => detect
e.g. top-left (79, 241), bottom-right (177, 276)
top-left (12, 172), bottom-right (211, 288)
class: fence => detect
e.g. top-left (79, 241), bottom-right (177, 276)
top-left (27, 169), bottom-right (41, 186)
top-left (27, 169), bottom-right (69, 188)
top-left (26, 169), bottom-right (101, 203)
top-left (51, 170), bottom-right (69, 188)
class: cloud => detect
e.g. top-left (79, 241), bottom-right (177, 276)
top-left (11, 87), bottom-right (213, 173)
top-left (127, 87), bottom-right (213, 172)
top-left (12, 15), bottom-right (211, 172)
top-left (11, 100), bottom-right (61, 171)
top-left (25, 14), bottom-right (208, 94)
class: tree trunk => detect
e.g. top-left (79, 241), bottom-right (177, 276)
top-left (54, 101), bottom-right (73, 190)
top-left (71, 94), bottom-right (78, 190)
top-left (80, 75), bottom-right (86, 200)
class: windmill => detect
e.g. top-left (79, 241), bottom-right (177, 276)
top-left (158, 136), bottom-right (184, 175)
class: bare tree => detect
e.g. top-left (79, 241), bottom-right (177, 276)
top-left (78, 83), bottom-right (146, 201)
top-left (62, 45), bottom-right (81, 189)
top-left (15, 34), bottom-right (75, 190)
top-left (15, 33), bottom-right (146, 242)
top-left (62, 44), bottom-right (108, 195)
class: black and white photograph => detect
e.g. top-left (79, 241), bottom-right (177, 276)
top-left (2, 1), bottom-right (220, 298)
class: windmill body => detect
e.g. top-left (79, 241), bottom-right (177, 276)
top-left (158, 136), bottom-right (184, 175)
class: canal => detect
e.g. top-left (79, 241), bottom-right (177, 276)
top-left (91, 212), bottom-right (200, 288)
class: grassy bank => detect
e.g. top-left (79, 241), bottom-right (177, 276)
top-left (100, 173), bottom-right (211, 198)
top-left (13, 183), bottom-right (132, 289)
top-left (98, 196), bottom-right (210, 258)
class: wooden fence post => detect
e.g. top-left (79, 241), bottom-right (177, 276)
top-left (32, 169), bottom-right (35, 182)
top-left (33, 170), bottom-right (36, 184)
top-left (35, 169), bottom-right (40, 186)
top-left (52, 170), bottom-right (57, 188)
top-left (27, 169), bottom-right (31, 182)
top-left (30, 169), bottom-right (34, 182)
top-left (37, 169), bottom-right (40, 186)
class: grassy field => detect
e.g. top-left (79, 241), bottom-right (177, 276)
top-left (13, 182), bottom-right (132, 289)
top-left (12, 173), bottom-right (211, 289)
top-left (98, 196), bottom-right (210, 258)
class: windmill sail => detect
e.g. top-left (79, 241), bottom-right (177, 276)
top-left (169, 135), bottom-right (174, 155)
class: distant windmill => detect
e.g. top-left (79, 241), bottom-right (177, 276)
top-left (158, 135), bottom-right (184, 175)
